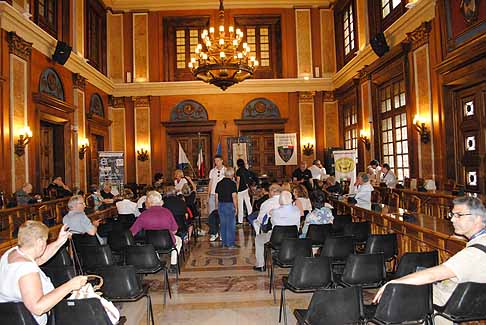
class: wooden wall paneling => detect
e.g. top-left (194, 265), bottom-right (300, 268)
top-left (73, 0), bottom-right (84, 56)
top-left (107, 12), bottom-right (125, 82)
top-left (360, 77), bottom-right (373, 163)
top-left (149, 97), bottom-right (162, 177)
top-left (134, 99), bottom-right (151, 185)
top-left (322, 91), bottom-right (339, 149)
top-left (132, 12), bottom-right (149, 82)
top-left (314, 91), bottom-right (324, 161)
top-left (148, 12), bottom-right (163, 82)
top-left (124, 97), bottom-right (136, 183)
top-left (295, 8), bottom-right (313, 78)
top-left (0, 31), bottom-right (9, 193)
top-left (124, 12), bottom-right (133, 83)
top-left (356, 0), bottom-right (369, 50)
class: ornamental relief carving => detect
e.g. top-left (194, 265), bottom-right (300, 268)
top-left (406, 21), bottom-right (432, 51)
top-left (132, 96), bottom-right (151, 107)
top-left (72, 73), bottom-right (86, 90)
top-left (7, 32), bottom-right (32, 61)
top-left (322, 91), bottom-right (336, 102)
top-left (299, 91), bottom-right (315, 103)
top-left (109, 96), bottom-right (126, 109)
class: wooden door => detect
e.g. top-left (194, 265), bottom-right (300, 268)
top-left (243, 131), bottom-right (283, 179)
top-left (453, 82), bottom-right (486, 193)
top-left (39, 126), bottom-right (54, 190)
top-left (89, 134), bottom-right (104, 186)
top-left (167, 133), bottom-right (211, 179)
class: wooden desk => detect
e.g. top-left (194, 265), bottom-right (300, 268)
top-left (329, 197), bottom-right (466, 263)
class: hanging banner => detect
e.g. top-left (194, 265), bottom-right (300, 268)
top-left (232, 142), bottom-right (248, 168)
top-left (333, 149), bottom-right (357, 190)
top-left (274, 133), bottom-right (297, 166)
top-left (98, 151), bottom-right (124, 196)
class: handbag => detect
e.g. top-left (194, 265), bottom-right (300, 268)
top-left (68, 275), bottom-right (120, 324)
top-left (260, 218), bottom-right (272, 233)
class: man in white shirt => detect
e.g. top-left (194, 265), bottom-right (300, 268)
top-left (349, 173), bottom-right (374, 205)
top-left (207, 155), bottom-right (226, 214)
top-left (308, 159), bottom-right (327, 181)
top-left (270, 191), bottom-right (301, 227)
top-left (381, 163), bottom-right (398, 188)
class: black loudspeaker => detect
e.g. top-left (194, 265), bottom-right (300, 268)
top-left (52, 41), bottom-right (72, 65)
top-left (370, 32), bottom-right (389, 57)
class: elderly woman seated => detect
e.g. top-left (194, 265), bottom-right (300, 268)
top-left (0, 221), bottom-right (87, 324)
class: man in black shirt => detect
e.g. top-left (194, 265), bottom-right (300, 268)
top-left (164, 191), bottom-right (189, 237)
top-left (46, 176), bottom-right (72, 198)
top-left (292, 161), bottom-right (313, 191)
top-left (215, 168), bottom-right (238, 248)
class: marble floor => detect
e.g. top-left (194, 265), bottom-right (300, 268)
top-left (121, 224), bottom-right (376, 325)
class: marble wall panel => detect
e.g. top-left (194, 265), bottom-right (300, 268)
top-left (110, 107), bottom-right (126, 183)
top-left (133, 13), bottom-right (149, 82)
top-left (74, 0), bottom-right (84, 56)
top-left (356, 0), bottom-right (369, 50)
top-left (295, 9), bottom-right (313, 78)
top-left (108, 13), bottom-right (124, 82)
top-left (323, 101), bottom-right (339, 148)
top-left (135, 106), bottom-right (151, 184)
top-left (361, 80), bottom-right (372, 160)
top-left (320, 9), bottom-right (336, 74)
top-left (299, 97), bottom-right (316, 163)
top-left (74, 89), bottom-right (86, 191)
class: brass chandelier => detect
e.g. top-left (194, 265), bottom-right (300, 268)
top-left (188, 0), bottom-right (258, 91)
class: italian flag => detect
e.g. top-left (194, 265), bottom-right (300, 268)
top-left (197, 144), bottom-right (204, 178)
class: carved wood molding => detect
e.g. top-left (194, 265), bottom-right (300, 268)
top-left (162, 120), bottom-right (217, 134)
top-left (32, 92), bottom-right (75, 114)
top-left (7, 32), bottom-right (32, 61)
top-left (298, 91), bottom-right (316, 103)
top-left (86, 113), bottom-right (112, 127)
top-left (406, 21), bottom-right (432, 51)
top-left (109, 96), bottom-right (126, 108)
top-left (72, 73), bottom-right (86, 90)
top-left (322, 91), bottom-right (336, 102)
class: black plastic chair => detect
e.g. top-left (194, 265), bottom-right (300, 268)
top-left (0, 302), bottom-right (38, 325)
top-left (264, 225), bottom-right (299, 275)
top-left (389, 250), bottom-right (439, 280)
top-left (43, 246), bottom-right (72, 267)
top-left (343, 221), bottom-right (371, 251)
top-left (49, 298), bottom-right (113, 325)
top-left (433, 282), bottom-right (486, 323)
top-left (331, 215), bottom-right (353, 235)
top-left (97, 265), bottom-right (154, 325)
top-left (41, 265), bottom-right (77, 287)
top-left (365, 283), bottom-right (433, 324)
top-left (72, 233), bottom-right (100, 247)
top-left (145, 230), bottom-right (180, 279)
top-left (294, 286), bottom-right (364, 325)
top-left (279, 256), bottom-right (333, 325)
top-left (79, 244), bottom-right (114, 271)
top-left (270, 239), bottom-right (313, 302)
top-left (117, 214), bottom-right (136, 230)
top-left (320, 236), bottom-right (355, 275)
top-left (365, 234), bottom-right (398, 271)
top-left (338, 253), bottom-right (386, 288)
top-left (125, 244), bottom-right (171, 304)
top-left (108, 230), bottom-right (135, 253)
top-left (305, 224), bottom-right (332, 248)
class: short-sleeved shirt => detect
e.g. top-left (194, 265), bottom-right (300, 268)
top-left (215, 178), bottom-right (237, 202)
top-left (434, 234), bottom-right (486, 304)
top-left (270, 204), bottom-right (301, 228)
top-left (209, 166), bottom-right (226, 194)
top-left (100, 190), bottom-right (114, 200)
top-left (63, 210), bottom-right (94, 234)
top-left (130, 206), bottom-right (178, 243)
top-left (236, 168), bottom-right (251, 192)
top-left (174, 178), bottom-right (188, 193)
top-left (0, 247), bottom-right (54, 325)
top-left (292, 168), bottom-right (312, 182)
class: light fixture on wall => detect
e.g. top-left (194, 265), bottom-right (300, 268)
top-left (15, 126), bottom-right (32, 156)
top-left (302, 143), bottom-right (314, 156)
top-left (137, 146), bottom-right (149, 162)
top-left (188, 0), bottom-right (258, 91)
top-left (78, 138), bottom-right (89, 160)
top-left (359, 129), bottom-right (371, 150)
top-left (413, 114), bottom-right (430, 144)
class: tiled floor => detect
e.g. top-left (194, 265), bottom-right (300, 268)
top-left (121, 224), bottom-right (377, 325)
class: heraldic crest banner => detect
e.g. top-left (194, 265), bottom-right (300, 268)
top-left (274, 133), bottom-right (297, 166)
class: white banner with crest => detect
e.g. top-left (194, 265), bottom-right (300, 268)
top-left (274, 133), bottom-right (297, 166)
top-left (333, 150), bottom-right (357, 189)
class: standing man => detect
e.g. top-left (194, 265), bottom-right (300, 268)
top-left (215, 168), bottom-right (238, 248)
top-left (373, 196), bottom-right (486, 325)
top-left (207, 155), bottom-right (226, 214)
top-left (381, 163), bottom-right (397, 188)
top-left (308, 160), bottom-right (327, 182)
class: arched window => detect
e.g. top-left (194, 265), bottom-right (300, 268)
top-left (242, 98), bottom-right (280, 119)
top-left (170, 100), bottom-right (208, 121)
top-left (39, 68), bottom-right (65, 101)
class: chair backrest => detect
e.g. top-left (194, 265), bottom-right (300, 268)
top-left (374, 283), bottom-right (432, 323)
top-left (364, 233), bottom-right (398, 260)
top-left (441, 282), bottom-right (486, 320)
top-left (125, 244), bottom-right (162, 272)
top-left (341, 253), bottom-right (386, 288)
top-left (321, 236), bottom-right (355, 259)
top-left (0, 302), bottom-right (38, 325)
top-left (269, 225), bottom-right (299, 248)
top-left (72, 234), bottom-right (100, 248)
top-left (406, 195), bottom-right (422, 213)
top-left (80, 245), bottom-right (114, 269)
top-left (305, 286), bottom-right (363, 325)
top-left (343, 221), bottom-right (371, 243)
top-left (117, 214), bottom-right (136, 229)
top-left (44, 245), bottom-right (72, 267)
top-left (41, 266), bottom-right (77, 287)
top-left (331, 215), bottom-right (353, 234)
top-left (50, 298), bottom-right (112, 325)
top-left (277, 239), bottom-right (313, 264)
top-left (145, 229), bottom-right (175, 251)
top-left (306, 224), bottom-right (332, 245)
top-left (394, 251), bottom-right (439, 278)
top-left (108, 230), bottom-right (135, 251)
top-left (97, 265), bottom-right (143, 299)
top-left (288, 256), bottom-right (332, 289)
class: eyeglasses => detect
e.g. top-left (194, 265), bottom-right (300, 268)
top-left (447, 211), bottom-right (473, 220)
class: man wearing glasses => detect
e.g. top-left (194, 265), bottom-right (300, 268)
top-left (373, 196), bottom-right (486, 325)
top-left (208, 155), bottom-right (226, 215)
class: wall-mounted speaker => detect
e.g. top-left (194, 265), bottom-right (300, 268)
top-left (52, 41), bottom-right (72, 65)
top-left (370, 32), bottom-right (389, 57)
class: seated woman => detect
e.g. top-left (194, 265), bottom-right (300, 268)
top-left (116, 188), bottom-right (140, 217)
top-left (0, 221), bottom-right (87, 325)
top-left (293, 184), bottom-right (313, 217)
top-left (300, 191), bottom-right (334, 238)
top-left (174, 169), bottom-right (196, 195)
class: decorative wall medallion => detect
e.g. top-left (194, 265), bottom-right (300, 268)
top-left (242, 98), bottom-right (281, 119)
top-left (89, 94), bottom-right (105, 117)
top-left (170, 100), bottom-right (208, 121)
top-left (39, 68), bottom-right (65, 100)
top-left (7, 32), bottom-right (32, 61)
top-left (460, 0), bottom-right (480, 23)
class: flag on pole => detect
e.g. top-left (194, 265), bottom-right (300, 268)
top-left (216, 142), bottom-right (222, 156)
top-left (197, 144), bottom-right (204, 177)
top-left (178, 143), bottom-right (190, 170)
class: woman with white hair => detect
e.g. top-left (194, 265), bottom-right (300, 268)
top-left (0, 221), bottom-right (87, 324)
top-left (269, 191), bottom-right (301, 228)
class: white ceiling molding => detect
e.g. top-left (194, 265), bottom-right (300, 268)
top-left (104, 0), bottom-right (333, 11)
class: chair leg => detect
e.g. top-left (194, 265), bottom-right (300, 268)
top-left (272, 273), bottom-right (277, 304)
top-left (165, 268), bottom-right (172, 299)
top-left (269, 262), bottom-right (274, 293)
top-left (282, 288), bottom-right (287, 325)
top-left (279, 287), bottom-right (284, 323)
top-left (147, 294), bottom-right (154, 325)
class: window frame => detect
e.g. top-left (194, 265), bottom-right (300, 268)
top-left (343, 104), bottom-right (359, 151)
top-left (334, 0), bottom-right (358, 70)
top-left (85, 0), bottom-right (107, 75)
top-left (368, 0), bottom-right (407, 38)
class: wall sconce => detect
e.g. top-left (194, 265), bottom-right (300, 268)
top-left (413, 114), bottom-right (430, 144)
top-left (15, 126), bottom-right (32, 156)
top-left (78, 138), bottom-right (89, 160)
top-left (302, 143), bottom-right (314, 156)
top-left (359, 129), bottom-right (371, 150)
top-left (137, 147), bottom-right (149, 161)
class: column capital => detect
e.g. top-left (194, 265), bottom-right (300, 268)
top-left (72, 73), bottom-right (86, 90)
top-left (7, 32), bottom-right (32, 61)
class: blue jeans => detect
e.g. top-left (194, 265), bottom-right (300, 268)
top-left (218, 202), bottom-right (236, 246)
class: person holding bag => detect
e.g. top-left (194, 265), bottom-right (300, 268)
top-left (0, 221), bottom-right (87, 325)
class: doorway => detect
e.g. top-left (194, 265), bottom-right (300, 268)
top-left (39, 121), bottom-right (66, 190)
top-left (167, 133), bottom-right (211, 179)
